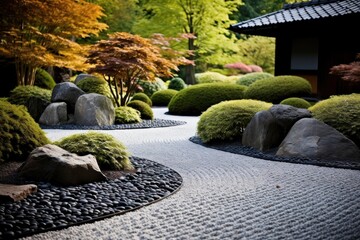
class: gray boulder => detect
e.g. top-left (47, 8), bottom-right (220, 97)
top-left (276, 118), bottom-right (360, 162)
top-left (25, 96), bottom-right (50, 122)
top-left (18, 144), bottom-right (107, 186)
top-left (51, 82), bottom-right (85, 112)
top-left (74, 93), bottom-right (115, 126)
top-left (38, 102), bottom-right (68, 125)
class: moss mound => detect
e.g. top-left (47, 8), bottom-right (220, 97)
top-left (55, 132), bottom-right (133, 171)
top-left (115, 106), bottom-right (142, 124)
top-left (309, 93), bottom-right (360, 147)
top-left (0, 101), bottom-right (49, 162)
top-left (280, 97), bottom-right (311, 109)
top-left (137, 77), bottom-right (167, 97)
top-left (236, 72), bottom-right (273, 86)
top-left (76, 76), bottom-right (115, 102)
top-left (127, 100), bottom-right (154, 120)
top-left (8, 85), bottom-right (51, 106)
top-left (197, 99), bottom-right (272, 143)
top-left (244, 75), bottom-right (312, 103)
top-left (168, 77), bottom-right (187, 91)
top-left (168, 83), bottom-right (247, 116)
top-left (131, 93), bottom-right (152, 106)
top-left (195, 71), bottom-right (227, 84)
top-left (34, 68), bottom-right (56, 90)
top-left (151, 89), bottom-right (178, 106)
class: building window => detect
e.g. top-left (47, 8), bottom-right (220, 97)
top-left (291, 37), bottom-right (319, 70)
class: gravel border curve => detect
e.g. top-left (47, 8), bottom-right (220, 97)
top-left (189, 136), bottom-right (360, 171)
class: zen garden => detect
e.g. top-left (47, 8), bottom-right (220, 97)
top-left (0, 0), bottom-right (359, 239)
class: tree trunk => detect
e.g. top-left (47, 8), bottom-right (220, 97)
top-left (185, 38), bottom-right (196, 85)
top-left (15, 62), bottom-right (36, 86)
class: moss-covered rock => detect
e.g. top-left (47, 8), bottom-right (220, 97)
top-left (151, 89), bottom-right (178, 106)
top-left (0, 101), bottom-right (50, 162)
top-left (34, 68), bottom-right (56, 90)
top-left (127, 100), bottom-right (154, 120)
top-left (309, 93), bottom-right (360, 147)
top-left (137, 77), bottom-right (167, 97)
top-left (197, 99), bottom-right (272, 143)
top-left (168, 77), bottom-right (187, 91)
top-left (168, 83), bottom-right (247, 116)
top-left (55, 132), bottom-right (133, 171)
top-left (131, 93), bottom-right (152, 106)
top-left (244, 75), bottom-right (312, 103)
top-left (115, 106), bottom-right (142, 124)
top-left (195, 71), bottom-right (227, 84)
top-left (236, 72), bottom-right (273, 86)
top-left (8, 85), bottom-right (51, 106)
top-left (280, 97), bottom-right (311, 109)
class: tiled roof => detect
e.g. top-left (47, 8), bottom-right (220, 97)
top-left (230, 0), bottom-right (360, 32)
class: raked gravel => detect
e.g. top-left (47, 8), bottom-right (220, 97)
top-left (23, 107), bottom-right (360, 240)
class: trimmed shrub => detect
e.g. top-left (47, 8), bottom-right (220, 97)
top-left (168, 83), bottom-right (247, 116)
top-left (168, 77), bottom-right (187, 91)
top-left (225, 75), bottom-right (242, 84)
top-left (131, 92), bottom-right (152, 106)
top-left (197, 99), bottom-right (272, 143)
top-left (115, 106), bottom-right (142, 124)
top-left (244, 75), bottom-right (312, 103)
top-left (34, 68), bottom-right (56, 90)
top-left (76, 76), bottom-right (116, 102)
top-left (195, 71), bottom-right (227, 84)
top-left (309, 93), bottom-right (360, 147)
top-left (151, 89), bottom-right (178, 106)
top-left (55, 132), bottom-right (133, 171)
top-left (0, 101), bottom-right (50, 162)
top-left (236, 72), bottom-right (273, 86)
top-left (127, 100), bottom-right (154, 120)
top-left (8, 85), bottom-right (51, 106)
top-left (280, 97), bottom-right (311, 109)
top-left (137, 77), bottom-right (167, 97)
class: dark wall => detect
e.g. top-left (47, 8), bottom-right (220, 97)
top-left (0, 60), bottom-right (17, 97)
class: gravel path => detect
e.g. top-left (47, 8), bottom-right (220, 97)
top-left (23, 107), bottom-right (360, 240)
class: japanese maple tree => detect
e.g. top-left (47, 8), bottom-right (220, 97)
top-left (330, 53), bottom-right (360, 82)
top-left (86, 32), bottom-right (179, 106)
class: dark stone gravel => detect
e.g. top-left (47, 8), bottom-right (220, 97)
top-left (189, 136), bottom-right (360, 171)
top-left (0, 157), bottom-right (182, 240)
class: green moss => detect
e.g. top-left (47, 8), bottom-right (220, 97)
top-left (127, 100), bottom-right (154, 120)
top-left (280, 97), bottom-right (311, 109)
top-left (151, 89), bottom-right (178, 106)
top-left (195, 71), bottom-right (227, 84)
top-left (115, 106), bottom-right (142, 124)
top-left (197, 99), bottom-right (272, 143)
top-left (244, 75), bottom-right (312, 103)
top-left (8, 85), bottom-right (51, 106)
top-left (309, 93), bottom-right (360, 147)
top-left (236, 72), bottom-right (273, 86)
top-left (0, 101), bottom-right (50, 162)
top-left (34, 68), bottom-right (56, 90)
top-left (168, 83), bottom-right (247, 116)
top-left (55, 132), bottom-right (133, 171)
top-left (131, 93), bottom-right (152, 106)
top-left (76, 76), bottom-right (115, 103)
top-left (168, 77), bottom-right (187, 91)
top-left (137, 77), bottom-right (167, 97)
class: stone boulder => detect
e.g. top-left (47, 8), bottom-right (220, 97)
top-left (25, 96), bottom-right (50, 122)
top-left (74, 93), bottom-right (115, 126)
top-left (276, 118), bottom-right (360, 162)
top-left (18, 144), bottom-right (107, 186)
top-left (0, 183), bottom-right (37, 202)
top-left (38, 102), bottom-right (68, 125)
top-left (51, 82), bottom-right (85, 112)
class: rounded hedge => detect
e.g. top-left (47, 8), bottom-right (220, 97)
top-left (244, 75), bottom-right (312, 103)
top-left (280, 97), bottom-right (311, 109)
top-left (168, 77), bottom-right (187, 91)
top-left (55, 132), bottom-right (133, 171)
top-left (236, 72), bottom-right (273, 86)
top-left (115, 106), bottom-right (142, 124)
top-left (8, 85), bottom-right (52, 106)
top-left (195, 71), bottom-right (227, 84)
top-left (168, 83), bottom-right (247, 116)
top-left (151, 89), bottom-right (178, 106)
top-left (34, 68), bottom-right (56, 90)
top-left (76, 76), bottom-right (115, 102)
top-left (127, 100), bottom-right (154, 120)
top-left (137, 77), bottom-right (167, 97)
top-left (0, 101), bottom-right (50, 162)
top-left (309, 93), bottom-right (360, 147)
top-left (197, 99), bottom-right (272, 143)
top-left (131, 92), bottom-right (152, 106)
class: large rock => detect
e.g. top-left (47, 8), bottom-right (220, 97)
top-left (38, 102), bottom-right (68, 125)
top-left (276, 118), bottom-right (360, 162)
top-left (51, 82), bottom-right (85, 112)
top-left (18, 144), bottom-right (107, 186)
top-left (25, 96), bottom-right (50, 122)
top-left (75, 93), bottom-right (115, 126)
top-left (0, 183), bottom-right (37, 202)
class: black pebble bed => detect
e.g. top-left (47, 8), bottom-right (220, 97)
top-left (0, 157), bottom-right (182, 240)
top-left (189, 136), bottom-right (360, 171)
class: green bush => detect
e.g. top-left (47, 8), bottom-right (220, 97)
top-left (168, 83), bottom-right (247, 116)
top-left (115, 106), bottom-right (142, 124)
top-left (151, 89), bottom-right (178, 106)
top-left (236, 72), bottom-right (273, 86)
top-left (76, 76), bottom-right (116, 102)
top-left (7, 85), bottom-right (52, 106)
top-left (131, 92), bottom-right (152, 106)
top-left (280, 97), bottom-right (311, 109)
top-left (0, 101), bottom-right (49, 162)
top-left (195, 71), bottom-right (227, 84)
top-left (55, 132), bottom-right (133, 171)
top-left (168, 77), bottom-right (187, 91)
top-left (137, 77), bottom-right (167, 97)
top-left (309, 93), bottom-right (360, 147)
top-left (34, 68), bottom-right (56, 90)
top-left (127, 100), bottom-right (154, 120)
top-left (197, 99), bottom-right (272, 143)
top-left (244, 75), bottom-right (312, 103)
